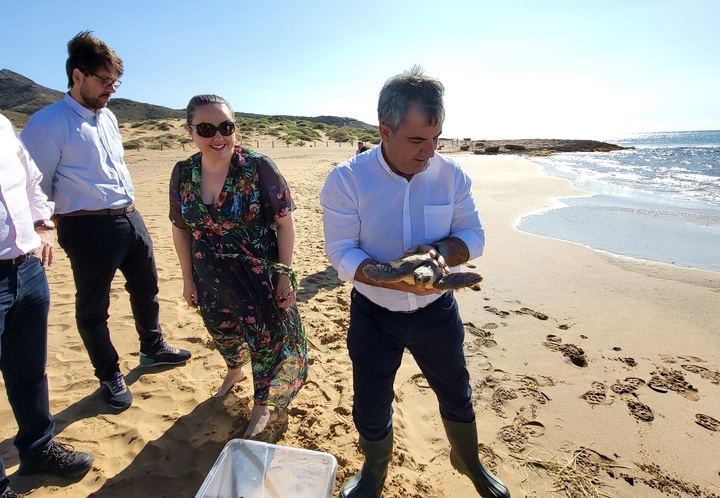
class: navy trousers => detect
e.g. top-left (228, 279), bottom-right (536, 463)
top-left (57, 210), bottom-right (163, 381)
top-left (348, 289), bottom-right (475, 441)
top-left (0, 256), bottom-right (54, 493)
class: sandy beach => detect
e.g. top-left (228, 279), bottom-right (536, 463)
top-left (2, 136), bottom-right (719, 498)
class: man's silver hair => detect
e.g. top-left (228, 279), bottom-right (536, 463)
top-left (377, 65), bottom-right (445, 134)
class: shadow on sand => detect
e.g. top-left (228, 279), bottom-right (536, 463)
top-left (3, 365), bottom-right (289, 497)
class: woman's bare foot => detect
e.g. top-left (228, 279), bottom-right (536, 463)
top-left (243, 405), bottom-right (271, 438)
top-left (213, 367), bottom-right (247, 398)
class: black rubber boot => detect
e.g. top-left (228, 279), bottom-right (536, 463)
top-left (442, 418), bottom-right (511, 498)
top-left (340, 427), bottom-right (394, 498)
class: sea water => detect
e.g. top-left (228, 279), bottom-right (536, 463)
top-left (517, 130), bottom-right (720, 272)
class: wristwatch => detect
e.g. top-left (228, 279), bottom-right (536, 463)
top-left (34, 219), bottom-right (55, 230)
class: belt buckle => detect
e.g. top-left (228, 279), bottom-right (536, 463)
top-left (125, 204), bottom-right (136, 216)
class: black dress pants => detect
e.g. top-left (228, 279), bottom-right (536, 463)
top-left (57, 210), bottom-right (163, 381)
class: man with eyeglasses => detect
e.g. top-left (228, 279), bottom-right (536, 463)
top-left (21, 31), bottom-right (190, 412)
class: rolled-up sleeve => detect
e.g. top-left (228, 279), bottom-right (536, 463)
top-left (320, 168), bottom-right (370, 282)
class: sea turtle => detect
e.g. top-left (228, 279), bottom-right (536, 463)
top-left (362, 253), bottom-right (483, 290)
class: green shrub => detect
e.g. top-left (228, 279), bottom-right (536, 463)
top-left (123, 139), bottom-right (143, 149)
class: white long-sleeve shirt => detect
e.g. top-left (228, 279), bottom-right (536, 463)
top-left (0, 114), bottom-right (55, 260)
top-left (20, 93), bottom-right (134, 214)
top-left (320, 144), bottom-right (484, 312)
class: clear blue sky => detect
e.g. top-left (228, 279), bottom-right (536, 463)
top-left (2, 0), bottom-right (719, 139)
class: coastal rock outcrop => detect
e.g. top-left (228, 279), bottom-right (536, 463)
top-left (443, 138), bottom-right (629, 155)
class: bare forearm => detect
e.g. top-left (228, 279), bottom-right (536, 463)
top-left (353, 258), bottom-right (379, 285)
top-left (275, 213), bottom-right (295, 267)
top-left (433, 236), bottom-right (470, 267)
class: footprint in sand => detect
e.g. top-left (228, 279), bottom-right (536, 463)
top-left (695, 414), bottom-right (720, 431)
top-left (484, 306), bottom-right (549, 320)
top-left (464, 322), bottom-right (494, 338)
top-left (677, 355), bottom-right (705, 363)
top-left (519, 375), bottom-right (555, 388)
top-left (467, 338), bottom-right (498, 352)
top-left (477, 443), bottom-right (502, 474)
top-left (514, 307), bottom-right (549, 320)
top-left (517, 386), bottom-right (550, 405)
top-left (623, 395), bottom-right (654, 422)
top-left (464, 322), bottom-right (498, 349)
top-left (648, 367), bottom-right (700, 401)
top-left (490, 386), bottom-right (518, 415)
top-left (682, 364), bottom-right (720, 384)
top-left (542, 335), bottom-right (588, 367)
top-left (581, 381), bottom-right (613, 406)
top-left (410, 373), bottom-right (431, 389)
top-left (581, 390), bottom-right (609, 405)
top-left (483, 306), bottom-right (510, 318)
top-left (610, 377), bottom-right (646, 395)
top-left (497, 417), bottom-right (546, 452)
top-left (616, 357), bottom-right (637, 368)
top-left (517, 376), bottom-right (551, 404)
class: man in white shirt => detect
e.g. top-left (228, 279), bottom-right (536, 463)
top-left (320, 67), bottom-right (510, 498)
top-left (20, 31), bottom-right (190, 412)
top-left (0, 113), bottom-right (93, 498)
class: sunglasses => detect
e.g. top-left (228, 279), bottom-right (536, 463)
top-left (188, 121), bottom-right (236, 138)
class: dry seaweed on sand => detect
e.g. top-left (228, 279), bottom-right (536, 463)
top-left (512, 443), bottom-right (624, 498)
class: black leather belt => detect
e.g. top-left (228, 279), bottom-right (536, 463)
top-left (0, 253), bottom-right (30, 267)
top-left (61, 203), bottom-right (136, 217)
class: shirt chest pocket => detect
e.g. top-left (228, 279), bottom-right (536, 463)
top-left (424, 204), bottom-right (453, 242)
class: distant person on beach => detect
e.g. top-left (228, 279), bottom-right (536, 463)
top-left (320, 66), bottom-right (510, 497)
top-left (1, 113), bottom-right (94, 498)
top-left (169, 94), bottom-right (308, 438)
top-left (355, 141), bottom-right (368, 155)
top-left (20, 31), bottom-right (191, 412)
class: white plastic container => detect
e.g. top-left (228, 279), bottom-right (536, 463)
top-left (195, 439), bottom-right (338, 498)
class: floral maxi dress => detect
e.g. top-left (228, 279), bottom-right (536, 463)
top-left (169, 146), bottom-right (308, 408)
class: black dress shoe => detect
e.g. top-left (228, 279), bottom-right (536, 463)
top-left (18, 441), bottom-right (94, 478)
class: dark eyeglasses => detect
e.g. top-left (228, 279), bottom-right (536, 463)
top-left (188, 121), bottom-right (236, 138)
top-left (89, 73), bottom-right (122, 89)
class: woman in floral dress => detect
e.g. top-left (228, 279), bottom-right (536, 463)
top-left (169, 94), bottom-right (307, 438)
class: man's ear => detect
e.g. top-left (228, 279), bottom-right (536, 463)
top-left (71, 68), bottom-right (84, 87)
top-left (379, 124), bottom-right (392, 141)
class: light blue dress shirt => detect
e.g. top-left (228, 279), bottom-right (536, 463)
top-left (320, 144), bottom-right (485, 312)
top-left (20, 93), bottom-right (134, 214)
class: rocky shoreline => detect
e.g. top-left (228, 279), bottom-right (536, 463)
top-left (438, 138), bottom-right (630, 155)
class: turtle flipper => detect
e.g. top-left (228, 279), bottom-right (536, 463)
top-left (433, 272), bottom-right (483, 290)
top-left (362, 263), bottom-right (407, 283)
